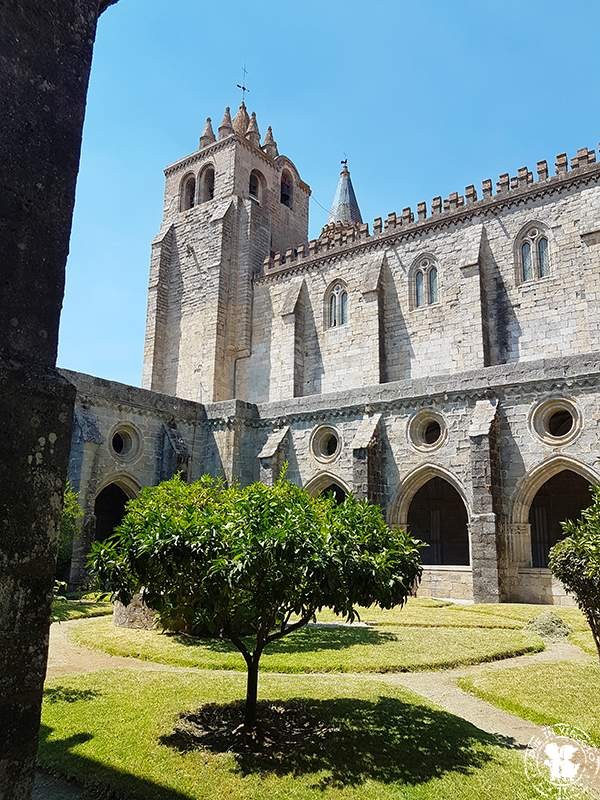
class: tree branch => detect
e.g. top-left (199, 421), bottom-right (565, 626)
top-left (265, 614), bottom-right (312, 645)
top-left (228, 634), bottom-right (252, 665)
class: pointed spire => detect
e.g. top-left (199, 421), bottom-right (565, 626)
top-left (232, 101), bottom-right (250, 136)
top-left (199, 117), bottom-right (216, 149)
top-left (262, 125), bottom-right (279, 159)
top-left (327, 161), bottom-right (362, 226)
top-left (218, 106), bottom-right (233, 140)
top-left (245, 111), bottom-right (260, 147)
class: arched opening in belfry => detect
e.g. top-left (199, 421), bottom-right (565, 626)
top-left (407, 477), bottom-right (470, 566)
top-left (528, 470), bottom-right (592, 568)
top-left (94, 483), bottom-right (130, 542)
top-left (319, 482), bottom-right (347, 504)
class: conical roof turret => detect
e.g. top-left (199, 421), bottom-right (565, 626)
top-left (245, 111), bottom-right (260, 147)
top-left (199, 117), bottom-right (216, 149)
top-left (218, 106), bottom-right (234, 139)
top-left (262, 125), bottom-right (279, 158)
top-left (232, 101), bottom-right (250, 136)
top-left (326, 161), bottom-right (362, 226)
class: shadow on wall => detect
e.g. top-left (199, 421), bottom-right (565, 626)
top-left (480, 232), bottom-right (522, 365)
top-left (380, 256), bottom-right (413, 382)
top-left (300, 282), bottom-right (323, 397)
top-left (162, 695), bottom-right (521, 789)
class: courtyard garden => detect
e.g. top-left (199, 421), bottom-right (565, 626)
top-left (40, 597), bottom-right (600, 800)
top-left (38, 476), bottom-right (600, 799)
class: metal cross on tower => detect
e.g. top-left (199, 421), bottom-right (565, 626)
top-left (237, 65), bottom-right (250, 102)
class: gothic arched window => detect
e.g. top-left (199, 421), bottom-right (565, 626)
top-left (517, 224), bottom-right (551, 283)
top-left (415, 270), bottom-right (425, 307)
top-left (280, 169), bottom-right (293, 208)
top-left (326, 283), bottom-right (349, 328)
top-left (198, 164), bottom-right (215, 202)
top-left (180, 174), bottom-right (196, 211)
top-left (428, 266), bottom-right (438, 304)
top-left (412, 257), bottom-right (439, 309)
top-left (249, 169), bottom-right (265, 203)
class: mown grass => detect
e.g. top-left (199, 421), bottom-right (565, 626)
top-left (39, 669), bottom-right (579, 800)
top-left (459, 661), bottom-right (600, 747)
top-left (72, 614), bottom-right (544, 673)
top-left (51, 599), bottom-right (112, 622)
top-left (569, 630), bottom-right (599, 657)
top-left (461, 603), bottom-right (589, 631)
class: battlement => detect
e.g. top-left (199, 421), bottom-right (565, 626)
top-left (263, 145), bottom-right (599, 275)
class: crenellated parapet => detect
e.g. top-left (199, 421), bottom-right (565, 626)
top-left (263, 145), bottom-right (599, 276)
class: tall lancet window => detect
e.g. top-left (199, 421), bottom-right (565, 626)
top-left (428, 266), bottom-right (438, 304)
top-left (413, 257), bottom-right (439, 309)
top-left (415, 270), bottom-right (425, 308)
top-left (327, 283), bottom-right (349, 328)
top-left (517, 224), bottom-right (551, 283)
top-left (180, 174), bottom-right (196, 211)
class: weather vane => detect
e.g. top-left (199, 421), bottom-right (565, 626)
top-left (237, 64), bottom-right (250, 103)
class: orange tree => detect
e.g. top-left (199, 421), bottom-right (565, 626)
top-left (90, 473), bottom-right (423, 726)
top-left (550, 486), bottom-right (600, 661)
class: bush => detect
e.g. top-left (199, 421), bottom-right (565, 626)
top-left (56, 482), bottom-right (82, 580)
top-left (525, 611), bottom-right (571, 640)
top-left (549, 486), bottom-right (600, 661)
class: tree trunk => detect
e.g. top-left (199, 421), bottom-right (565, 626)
top-left (244, 656), bottom-right (260, 727)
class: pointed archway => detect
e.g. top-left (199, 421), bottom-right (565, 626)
top-left (94, 483), bottom-right (130, 542)
top-left (304, 472), bottom-right (351, 504)
top-left (528, 470), bottom-right (592, 568)
top-left (407, 476), bottom-right (470, 566)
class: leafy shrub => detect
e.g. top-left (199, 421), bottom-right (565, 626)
top-left (549, 486), bottom-right (600, 661)
top-left (90, 473), bottom-right (423, 726)
top-left (525, 611), bottom-right (571, 640)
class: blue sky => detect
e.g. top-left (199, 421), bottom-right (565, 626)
top-left (58, 0), bottom-right (600, 386)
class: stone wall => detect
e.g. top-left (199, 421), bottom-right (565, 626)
top-left (69, 352), bottom-right (600, 607)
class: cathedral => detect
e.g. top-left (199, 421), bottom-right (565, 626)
top-left (64, 101), bottom-right (600, 605)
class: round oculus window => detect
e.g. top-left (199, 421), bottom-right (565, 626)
top-left (310, 426), bottom-right (342, 463)
top-left (408, 411), bottom-right (447, 452)
top-left (110, 424), bottom-right (141, 461)
top-left (529, 398), bottom-right (581, 446)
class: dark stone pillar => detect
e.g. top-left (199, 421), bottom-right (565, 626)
top-left (0, 3), bottom-right (112, 796)
top-left (468, 400), bottom-right (501, 603)
top-left (351, 414), bottom-right (383, 505)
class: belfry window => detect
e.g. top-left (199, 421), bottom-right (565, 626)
top-left (327, 283), bottom-right (349, 328)
top-left (413, 258), bottom-right (439, 308)
top-left (518, 225), bottom-right (551, 283)
top-left (280, 169), bottom-right (293, 208)
top-left (180, 174), bottom-right (196, 211)
top-left (249, 169), bottom-right (264, 203)
top-left (199, 165), bottom-right (215, 202)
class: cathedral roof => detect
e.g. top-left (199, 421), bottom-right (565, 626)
top-left (327, 161), bottom-right (362, 226)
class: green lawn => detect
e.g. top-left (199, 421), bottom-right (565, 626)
top-left (51, 599), bottom-right (112, 622)
top-left (459, 661), bottom-right (600, 747)
top-left (460, 603), bottom-right (589, 631)
top-left (72, 614), bottom-right (544, 673)
top-left (569, 630), bottom-right (599, 657)
top-left (40, 669), bottom-right (577, 800)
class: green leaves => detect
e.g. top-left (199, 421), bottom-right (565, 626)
top-left (89, 474), bottom-right (423, 652)
top-left (549, 486), bottom-right (600, 660)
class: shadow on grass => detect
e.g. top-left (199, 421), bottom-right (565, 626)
top-left (161, 696), bottom-right (521, 789)
top-left (167, 623), bottom-right (395, 656)
top-left (38, 725), bottom-right (192, 800)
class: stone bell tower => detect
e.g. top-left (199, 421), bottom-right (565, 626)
top-left (142, 102), bottom-right (310, 402)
